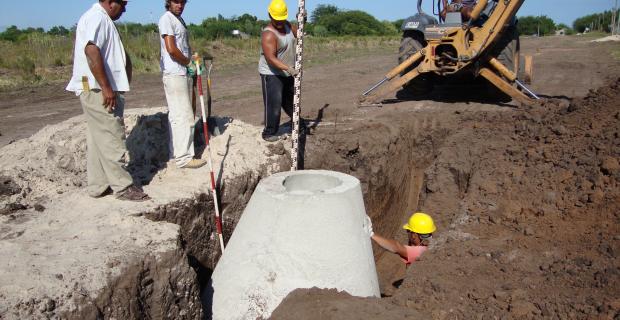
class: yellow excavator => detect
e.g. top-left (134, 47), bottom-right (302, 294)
top-left (360, 0), bottom-right (539, 106)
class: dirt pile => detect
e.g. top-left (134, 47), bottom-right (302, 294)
top-left (0, 109), bottom-right (174, 214)
top-left (0, 109), bottom-right (290, 319)
top-left (273, 79), bottom-right (620, 319)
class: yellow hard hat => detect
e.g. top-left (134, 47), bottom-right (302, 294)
top-left (268, 0), bottom-right (288, 21)
top-left (403, 212), bottom-right (436, 234)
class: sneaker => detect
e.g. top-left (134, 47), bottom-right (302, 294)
top-left (116, 185), bottom-right (151, 202)
top-left (181, 159), bottom-right (207, 169)
top-left (262, 135), bottom-right (280, 143)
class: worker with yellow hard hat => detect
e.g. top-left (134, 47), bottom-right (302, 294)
top-left (258, 0), bottom-right (301, 142)
top-left (366, 212), bottom-right (436, 265)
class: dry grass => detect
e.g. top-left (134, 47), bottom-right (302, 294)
top-left (0, 34), bottom-right (399, 91)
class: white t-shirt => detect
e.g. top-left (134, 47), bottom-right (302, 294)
top-left (159, 11), bottom-right (191, 76)
top-left (66, 2), bottom-right (129, 95)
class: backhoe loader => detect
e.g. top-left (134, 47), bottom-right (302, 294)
top-left (360, 0), bottom-right (538, 106)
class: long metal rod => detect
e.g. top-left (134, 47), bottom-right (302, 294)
top-left (291, 0), bottom-right (306, 171)
top-left (195, 57), bottom-right (225, 253)
top-left (362, 78), bottom-right (388, 96)
top-left (515, 79), bottom-right (540, 100)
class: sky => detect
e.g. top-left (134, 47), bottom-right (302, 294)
top-left (0, 0), bottom-right (617, 31)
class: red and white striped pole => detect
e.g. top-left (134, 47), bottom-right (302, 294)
top-left (290, 0), bottom-right (306, 171)
top-left (195, 56), bottom-right (225, 253)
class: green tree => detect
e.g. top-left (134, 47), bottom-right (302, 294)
top-left (573, 11), bottom-right (615, 33)
top-left (201, 17), bottom-right (237, 39)
top-left (311, 4), bottom-right (339, 24)
top-left (312, 25), bottom-right (329, 37)
top-left (0, 25), bottom-right (22, 42)
top-left (517, 15), bottom-right (556, 36)
top-left (393, 19), bottom-right (405, 31)
top-left (48, 26), bottom-right (70, 36)
top-left (309, 6), bottom-right (393, 36)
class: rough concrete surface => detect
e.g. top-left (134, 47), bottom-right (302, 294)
top-left (211, 170), bottom-right (379, 320)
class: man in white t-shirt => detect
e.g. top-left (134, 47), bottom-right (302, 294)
top-left (159, 0), bottom-right (206, 169)
top-left (66, 0), bottom-right (150, 201)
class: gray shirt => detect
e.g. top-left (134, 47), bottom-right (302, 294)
top-left (258, 24), bottom-right (295, 77)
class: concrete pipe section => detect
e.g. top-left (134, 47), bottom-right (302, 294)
top-left (210, 170), bottom-right (380, 319)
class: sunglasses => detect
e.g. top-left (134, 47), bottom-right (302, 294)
top-left (113, 0), bottom-right (128, 6)
top-left (419, 233), bottom-right (433, 239)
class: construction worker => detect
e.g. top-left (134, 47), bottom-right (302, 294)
top-left (159, 0), bottom-right (206, 169)
top-left (367, 212), bottom-right (436, 265)
top-left (66, 0), bottom-right (150, 201)
top-left (258, 0), bottom-right (298, 142)
top-left (441, 0), bottom-right (478, 21)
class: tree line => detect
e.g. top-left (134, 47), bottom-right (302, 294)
top-left (0, 4), bottom-right (399, 43)
top-left (2, 5), bottom-right (618, 42)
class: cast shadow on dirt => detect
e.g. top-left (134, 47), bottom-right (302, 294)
top-left (381, 82), bottom-right (541, 107)
top-left (195, 116), bottom-right (232, 160)
top-left (125, 113), bottom-right (231, 186)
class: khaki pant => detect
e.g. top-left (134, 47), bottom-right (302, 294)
top-left (80, 90), bottom-right (133, 197)
top-left (163, 74), bottom-right (195, 167)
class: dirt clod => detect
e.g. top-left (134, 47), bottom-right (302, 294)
top-left (600, 157), bottom-right (619, 176)
top-left (0, 176), bottom-right (21, 197)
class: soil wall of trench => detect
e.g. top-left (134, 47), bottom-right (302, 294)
top-left (273, 79), bottom-right (620, 319)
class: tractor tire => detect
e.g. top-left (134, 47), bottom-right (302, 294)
top-left (397, 32), bottom-right (433, 97)
top-left (487, 25), bottom-right (523, 101)
top-left (495, 25), bottom-right (521, 75)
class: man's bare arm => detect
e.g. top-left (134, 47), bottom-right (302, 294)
top-left (371, 234), bottom-right (408, 260)
top-left (164, 35), bottom-right (191, 66)
top-left (261, 31), bottom-right (290, 72)
top-left (85, 42), bottom-right (116, 110)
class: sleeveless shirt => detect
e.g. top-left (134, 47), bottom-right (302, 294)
top-left (258, 24), bottom-right (295, 77)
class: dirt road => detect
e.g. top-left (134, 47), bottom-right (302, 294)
top-left (1, 35), bottom-right (619, 319)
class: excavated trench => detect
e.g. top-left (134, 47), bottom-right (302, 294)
top-left (137, 113), bottom-right (448, 318)
top-left (63, 78), bottom-right (620, 319)
top-left (62, 110), bottom-right (450, 319)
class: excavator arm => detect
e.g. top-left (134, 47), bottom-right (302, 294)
top-left (360, 0), bottom-right (539, 106)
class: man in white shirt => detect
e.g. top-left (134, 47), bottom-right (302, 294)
top-left (66, 0), bottom-right (150, 201)
top-left (159, 0), bottom-right (206, 169)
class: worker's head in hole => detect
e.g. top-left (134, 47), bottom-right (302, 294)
top-left (166, 0), bottom-right (187, 16)
top-left (268, 0), bottom-right (288, 31)
top-left (403, 212), bottom-right (436, 246)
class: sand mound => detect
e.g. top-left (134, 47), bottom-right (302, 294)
top-left (591, 35), bottom-right (620, 42)
top-left (0, 108), bottom-right (290, 319)
top-left (0, 108), bottom-right (282, 213)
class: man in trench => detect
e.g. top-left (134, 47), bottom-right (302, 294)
top-left (66, 0), bottom-right (150, 201)
top-left (159, 0), bottom-right (206, 169)
top-left (367, 212), bottom-right (436, 265)
top-left (258, 0), bottom-right (299, 142)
